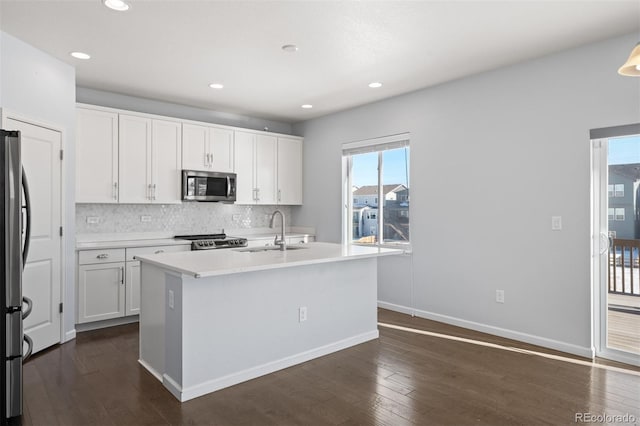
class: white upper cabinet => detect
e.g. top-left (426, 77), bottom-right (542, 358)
top-left (119, 115), bottom-right (151, 203)
top-left (76, 108), bottom-right (119, 203)
top-left (234, 131), bottom-right (255, 204)
top-left (234, 131), bottom-right (277, 205)
top-left (119, 114), bottom-right (182, 204)
top-left (151, 119), bottom-right (182, 203)
top-left (76, 104), bottom-right (301, 206)
top-left (277, 137), bottom-right (303, 205)
top-left (182, 123), bottom-right (234, 172)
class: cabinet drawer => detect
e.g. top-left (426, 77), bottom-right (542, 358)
top-left (126, 244), bottom-right (190, 261)
top-left (78, 248), bottom-right (126, 265)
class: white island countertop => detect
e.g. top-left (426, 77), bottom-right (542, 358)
top-left (135, 242), bottom-right (403, 278)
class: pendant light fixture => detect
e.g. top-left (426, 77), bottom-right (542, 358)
top-left (618, 42), bottom-right (640, 76)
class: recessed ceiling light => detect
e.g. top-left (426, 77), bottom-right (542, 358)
top-left (368, 82), bottom-right (383, 88)
top-left (301, 104), bottom-right (313, 109)
top-left (282, 44), bottom-right (299, 53)
top-left (70, 52), bottom-right (91, 60)
top-left (103, 0), bottom-right (130, 11)
top-left (209, 83), bottom-right (224, 89)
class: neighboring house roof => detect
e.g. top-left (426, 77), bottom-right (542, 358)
top-left (609, 163), bottom-right (640, 181)
top-left (353, 184), bottom-right (407, 196)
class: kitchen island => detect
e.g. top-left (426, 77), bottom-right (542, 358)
top-left (135, 242), bottom-right (402, 402)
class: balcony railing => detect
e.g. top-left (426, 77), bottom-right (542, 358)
top-left (609, 238), bottom-right (640, 297)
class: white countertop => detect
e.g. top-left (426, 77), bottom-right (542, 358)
top-left (135, 242), bottom-right (403, 278)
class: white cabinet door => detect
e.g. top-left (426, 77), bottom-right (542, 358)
top-left (76, 108), bottom-right (119, 203)
top-left (119, 114), bottom-right (151, 203)
top-left (210, 127), bottom-right (234, 172)
top-left (152, 119), bottom-right (182, 203)
top-left (125, 261), bottom-right (141, 316)
top-left (77, 262), bottom-right (126, 323)
top-left (255, 134), bottom-right (277, 205)
top-left (234, 132), bottom-right (277, 204)
top-left (234, 131), bottom-right (256, 204)
top-left (182, 123), bottom-right (209, 171)
top-left (183, 124), bottom-right (233, 173)
top-left (277, 137), bottom-right (303, 205)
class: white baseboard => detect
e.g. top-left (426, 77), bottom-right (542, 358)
top-left (138, 358), bottom-right (163, 382)
top-left (378, 301), bottom-right (594, 359)
top-left (378, 301), bottom-right (414, 315)
top-left (164, 330), bottom-right (379, 402)
top-left (75, 315), bottom-right (139, 333)
top-left (63, 329), bottom-right (76, 343)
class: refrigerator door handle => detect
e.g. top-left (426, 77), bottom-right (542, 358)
top-left (23, 334), bottom-right (33, 362)
top-left (22, 296), bottom-right (33, 320)
top-left (22, 168), bottom-right (32, 268)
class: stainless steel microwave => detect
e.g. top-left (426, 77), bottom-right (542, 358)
top-left (182, 170), bottom-right (237, 202)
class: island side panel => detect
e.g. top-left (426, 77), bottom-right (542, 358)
top-left (171, 257), bottom-right (378, 401)
top-left (139, 262), bottom-right (168, 380)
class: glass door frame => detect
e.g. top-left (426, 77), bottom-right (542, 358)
top-left (591, 136), bottom-right (640, 366)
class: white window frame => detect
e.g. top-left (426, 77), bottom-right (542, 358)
top-left (342, 133), bottom-right (410, 248)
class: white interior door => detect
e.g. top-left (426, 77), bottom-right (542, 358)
top-left (6, 117), bottom-right (62, 354)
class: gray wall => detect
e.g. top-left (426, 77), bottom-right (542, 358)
top-left (293, 33), bottom-right (640, 356)
top-left (0, 31), bottom-right (77, 341)
top-left (77, 87), bottom-right (295, 135)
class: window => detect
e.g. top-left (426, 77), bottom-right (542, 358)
top-left (343, 133), bottom-right (410, 247)
top-left (609, 183), bottom-right (625, 197)
top-left (609, 207), bottom-right (625, 221)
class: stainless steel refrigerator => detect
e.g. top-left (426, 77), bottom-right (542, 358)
top-left (1, 130), bottom-right (33, 422)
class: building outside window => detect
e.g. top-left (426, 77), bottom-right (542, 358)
top-left (342, 133), bottom-right (410, 247)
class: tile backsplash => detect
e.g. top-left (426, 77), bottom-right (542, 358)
top-left (76, 203), bottom-right (292, 234)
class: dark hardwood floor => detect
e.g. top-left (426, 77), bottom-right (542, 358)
top-left (22, 309), bottom-right (640, 425)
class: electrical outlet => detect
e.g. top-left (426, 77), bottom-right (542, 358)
top-left (496, 290), bottom-right (505, 304)
top-left (551, 216), bottom-right (562, 230)
top-left (86, 216), bottom-right (99, 224)
top-left (298, 306), bottom-right (308, 322)
top-left (168, 290), bottom-right (174, 309)
top-left (232, 214), bottom-right (240, 221)
top-left (140, 215), bottom-right (152, 222)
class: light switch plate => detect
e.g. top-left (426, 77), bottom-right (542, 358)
top-left (551, 216), bottom-right (562, 231)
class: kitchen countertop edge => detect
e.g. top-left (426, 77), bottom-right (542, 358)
top-left (135, 242), bottom-right (404, 278)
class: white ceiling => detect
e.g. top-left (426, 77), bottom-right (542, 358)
top-left (1, 1), bottom-right (639, 123)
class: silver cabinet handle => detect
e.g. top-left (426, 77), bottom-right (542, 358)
top-left (204, 152), bottom-right (209, 167)
top-left (148, 184), bottom-right (152, 200)
top-left (152, 183), bottom-right (157, 200)
top-left (256, 188), bottom-right (260, 201)
top-left (278, 189), bottom-right (282, 202)
top-left (208, 153), bottom-right (213, 167)
top-left (97, 253), bottom-right (109, 259)
top-left (113, 182), bottom-right (118, 200)
top-left (120, 266), bottom-right (124, 285)
top-left (154, 249), bottom-right (164, 254)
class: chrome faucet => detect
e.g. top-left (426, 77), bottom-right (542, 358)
top-left (270, 210), bottom-right (286, 251)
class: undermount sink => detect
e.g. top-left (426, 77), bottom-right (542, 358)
top-left (235, 245), bottom-right (308, 253)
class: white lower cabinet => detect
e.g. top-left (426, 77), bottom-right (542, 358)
top-left (125, 261), bottom-right (141, 316)
top-left (77, 249), bottom-right (126, 323)
top-left (77, 244), bottom-right (189, 324)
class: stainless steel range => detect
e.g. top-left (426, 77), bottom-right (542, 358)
top-left (175, 233), bottom-right (248, 250)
